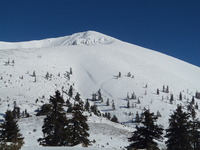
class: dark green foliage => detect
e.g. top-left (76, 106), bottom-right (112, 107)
top-left (111, 115), bottom-right (119, 123)
top-left (195, 102), bottom-right (198, 109)
top-left (165, 105), bottom-right (192, 150)
top-left (68, 85), bottom-right (73, 97)
top-left (0, 110), bottom-right (24, 150)
top-left (170, 94), bottom-right (174, 104)
top-left (195, 92), bottom-right (200, 99)
top-left (36, 104), bottom-right (52, 116)
top-left (179, 92), bottom-right (182, 100)
top-left (189, 108), bottom-right (200, 150)
top-left (12, 106), bottom-right (20, 119)
top-left (75, 92), bottom-right (81, 101)
top-left (69, 67), bottom-right (72, 75)
top-left (127, 100), bottom-right (130, 108)
top-left (67, 100), bottom-right (90, 147)
top-left (90, 105), bottom-right (100, 116)
top-left (156, 89), bottom-right (159, 95)
top-left (127, 110), bottom-right (163, 150)
top-left (38, 90), bottom-right (68, 146)
top-left (106, 99), bottom-right (109, 106)
top-left (135, 111), bottom-right (141, 123)
top-left (67, 103), bottom-right (73, 113)
top-left (118, 72), bottom-right (121, 78)
top-left (112, 102), bottom-right (115, 110)
top-left (84, 99), bottom-right (90, 112)
top-left (97, 89), bottom-right (102, 101)
top-left (191, 96), bottom-right (195, 105)
top-left (166, 85), bottom-right (169, 93)
top-left (66, 99), bottom-right (71, 107)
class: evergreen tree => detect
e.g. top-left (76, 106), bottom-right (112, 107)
top-left (66, 99), bottom-right (71, 107)
top-left (67, 100), bottom-right (90, 147)
top-left (106, 99), bottom-right (109, 106)
top-left (189, 108), bottom-right (200, 150)
top-left (0, 110), bottom-right (24, 149)
top-left (166, 86), bottom-right (169, 93)
top-left (165, 105), bottom-right (192, 150)
top-left (112, 102), bottom-right (115, 110)
top-left (68, 85), bottom-right (73, 98)
top-left (179, 92), bottom-right (182, 100)
top-left (90, 104), bottom-right (100, 116)
top-left (107, 112), bottom-right (111, 120)
top-left (127, 110), bottom-right (163, 150)
top-left (157, 89), bottom-right (159, 95)
top-left (135, 111), bottom-right (141, 123)
top-left (38, 90), bottom-right (68, 146)
top-left (127, 100), bottom-right (130, 108)
top-left (84, 99), bottom-right (90, 112)
top-left (36, 104), bottom-right (52, 116)
top-left (191, 96), bottom-right (195, 105)
top-left (97, 89), bottom-right (102, 101)
top-left (118, 72), bottom-right (121, 78)
top-left (170, 94), bottom-right (174, 104)
top-left (69, 67), bottom-right (73, 75)
top-left (33, 70), bottom-right (36, 77)
top-left (163, 85), bottom-right (165, 92)
top-left (45, 72), bottom-right (49, 79)
top-left (12, 106), bottom-right (20, 119)
top-left (75, 92), bottom-right (80, 101)
top-left (111, 115), bottom-right (119, 123)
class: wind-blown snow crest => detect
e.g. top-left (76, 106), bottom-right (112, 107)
top-left (0, 31), bottom-right (117, 50)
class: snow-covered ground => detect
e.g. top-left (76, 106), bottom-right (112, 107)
top-left (19, 115), bottom-right (132, 150)
top-left (0, 31), bottom-right (200, 149)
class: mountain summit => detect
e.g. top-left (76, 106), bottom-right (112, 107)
top-left (0, 31), bottom-right (117, 50)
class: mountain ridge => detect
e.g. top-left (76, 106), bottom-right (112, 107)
top-left (0, 31), bottom-right (117, 50)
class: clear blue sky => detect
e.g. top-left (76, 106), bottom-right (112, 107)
top-left (0, 0), bottom-right (200, 67)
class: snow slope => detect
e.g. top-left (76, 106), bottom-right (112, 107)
top-left (0, 30), bottom-right (200, 149)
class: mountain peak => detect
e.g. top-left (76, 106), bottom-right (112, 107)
top-left (67, 30), bottom-right (116, 45)
top-left (0, 31), bottom-right (117, 50)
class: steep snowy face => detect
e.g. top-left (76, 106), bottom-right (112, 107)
top-left (0, 31), bottom-right (117, 50)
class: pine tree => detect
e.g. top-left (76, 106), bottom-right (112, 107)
top-left (45, 72), bottom-right (49, 79)
top-left (170, 94), bottom-right (174, 104)
top-left (75, 92), bottom-right (80, 101)
top-left (165, 105), bottom-right (192, 150)
top-left (12, 106), bottom-right (20, 119)
top-left (106, 99), bottom-right (109, 106)
top-left (135, 111), bottom-right (141, 123)
top-left (127, 100), bottom-right (130, 108)
top-left (33, 70), bottom-right (36, 77)
top-left (157, 89), bottom-right (159, 95)
top-left (163, 85), bottom-right (165, 92)
top-left (84, 99), bottom-right (90, 112)
top-left (36, 104), bottom-right (52, 116)
top-left (179, 92), bottom-right (182, 100)
top-left (166, 85), bottom-right (169, 93)
top-left (127, 110), bottom-right (163, 150)
top-left (111, 115), bottom-right (119, 123)
top-left (38, 90), bottom-right (68, 146)
top-left (68, 85), bottom-right (73, 98)
top-left (112, 102), bottom-right (115, 110)
top-left (189, 108), bottom-right (200, 150)
top-left (0, 110), bottom-right (24, 149)
top-left (191, 96), bottom-right (195, 105)
top-left (67, 100), bottom-right (90, 147)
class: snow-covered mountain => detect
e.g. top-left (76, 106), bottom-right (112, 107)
top-left (0, 30), bottom-right (200, 149)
